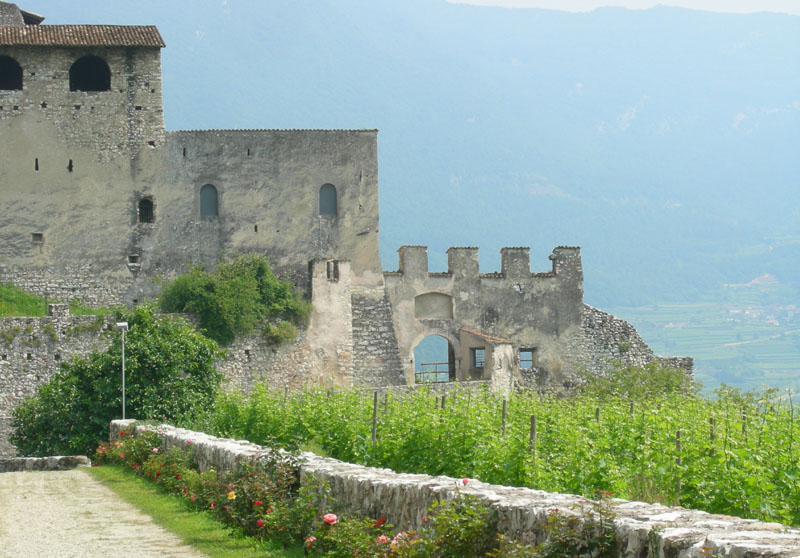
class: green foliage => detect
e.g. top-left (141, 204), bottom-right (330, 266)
top-left (204, 370), bottom-right (800, 526)
top-left (0, 282), bottom-right (114, 317)
top-left (158, 254), bottom-right (310, 345)
top-left (11, 305), bottom-right (223, 456)
top-left (580, 362), bottom-right (697, 400)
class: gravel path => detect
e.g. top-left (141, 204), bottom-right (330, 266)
top-left (0, 469), bottom-right (207, 558)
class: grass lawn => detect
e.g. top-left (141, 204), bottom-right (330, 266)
top-left (87, 465), bottom-right (304, 558)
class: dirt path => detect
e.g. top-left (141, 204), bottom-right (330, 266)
top-left (0, 469), bottom-right (207, 558)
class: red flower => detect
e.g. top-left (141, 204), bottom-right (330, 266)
top-left (155, 472), bottom-right (160, 477)
top-left (176, 474), bottom-right (181, 480)
top-left (374, 517), bottom-right (387, 527)
top-left (190, 494), bottom-right (197, 502)
top-left (210, 502), bottom-right (216, 509)
top-left (279, 526), bottom-right (285, 530)
top-left (120, 431), bottom-right (127, 436)
top-left (257, 519), bottom-right (264, 528)
top-left (119, 453), bottom-right (125, 459)
top-left (462, 478), bottom-right (468, 485)
top-left (422, 516), bottom-right (427, 522)
top-left (254, 500), bottom-right (263, 506)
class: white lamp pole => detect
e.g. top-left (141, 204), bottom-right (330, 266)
top-left (116, 322), bottom-right (129, 419)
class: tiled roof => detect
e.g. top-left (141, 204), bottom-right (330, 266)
top-left (459, 328), bottom-right (513, 345)
top-left (0, 25), bottom-right (165, 47)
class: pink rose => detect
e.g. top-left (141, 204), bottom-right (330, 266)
top-left (152, 448), bottom-right (159, 453)
top-left (376, 535), bottom-right (390, 544)
top-left (323, 513), bottom-right (338, 525)
top-left (462, 478), bottom-right (468, 485)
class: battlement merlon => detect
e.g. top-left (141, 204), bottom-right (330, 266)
top-left (392, 245), bottom-right (582, 281)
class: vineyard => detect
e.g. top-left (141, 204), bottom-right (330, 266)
top-left (202, 366), bottom-right (800, 526)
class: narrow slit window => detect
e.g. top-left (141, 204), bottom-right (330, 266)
top-left (138, 198), bottom-right (154, 223)
top-left (200, 184), bottom-right (218, 216)
top-left (319, 183), bottom-right (337, 216)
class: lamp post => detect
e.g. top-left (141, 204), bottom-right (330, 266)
top-left (116, 322), bottom-right (129, 419)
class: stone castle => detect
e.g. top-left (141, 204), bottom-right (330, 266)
top-left (0, 3), bottom-right (691, 455)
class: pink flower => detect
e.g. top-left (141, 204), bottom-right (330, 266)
top-left (256, 519), bottom-right (264, 528)
top-left (305, 536), bottom-right (316, 547)
top-left (462, 478), bottom-right (468, 485)
top-left (190, 494), bottom-right (196, 502)
top-left (186, 440), bottom-right (194, 444)
top-left (422, 516), bottom-right (427, 522)
top-left (376, 535), bottom-right (390, 544)
top-left (119, 453), bottom-right (125, 459)
top-left (210, 502), bottom-right (216, 509)
top-left (323, 513), bottom-right (338, 525)
top-left (152, 448), bottom-right (159, 453)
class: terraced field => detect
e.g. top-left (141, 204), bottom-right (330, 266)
top-left (610, 285), bottom-right (800, 394)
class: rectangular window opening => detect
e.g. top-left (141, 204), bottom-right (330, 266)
top-left (471, 347), bottom-right (486, 369)
top-left (31, 232), bottom-right (44, 243)
top-left (34, 158), bottom-right (39, 171)
top-left (54, 354), bottom-right (61, 361)
top-left (326, 261), bottom-right (339, 282)
top-left (26, 353), bottom-right (32, 361)
top-left (519, 348), bottom-right (536, 370)
top-left (67, 159), bottom-right (73, 173)
top-left (128, 255), bottom-right (140, 264)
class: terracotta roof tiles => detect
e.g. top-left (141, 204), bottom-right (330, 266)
top-left (0, 25), bottom-right (165, 47)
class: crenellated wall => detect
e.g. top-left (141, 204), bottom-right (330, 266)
top-left (384, 245), bottom-right (584, 384)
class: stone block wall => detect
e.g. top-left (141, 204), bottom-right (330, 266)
top-left (351, 285), bottom-right (405, 386)
top-left (110, 421), bottom-right (800, 557)
top-left (0, 305), bottom-right (113, 456)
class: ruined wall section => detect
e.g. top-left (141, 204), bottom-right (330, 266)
top-left (0, 305), bottom-right (113, 456)
top-left (383, 246), bottom-right (583, 383)
top-left (562, 304), bottom-right (694, 382)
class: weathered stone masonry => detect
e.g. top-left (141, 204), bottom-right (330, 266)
top-left (0, 304), bottom-right (113, 457)
top-left (111, 421), bottom-right (800, 558)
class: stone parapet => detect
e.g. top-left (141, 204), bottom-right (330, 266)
top-left (110, 420), bottom-right (800, 557)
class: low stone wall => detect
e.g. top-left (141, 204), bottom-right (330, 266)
top-left (0, 455), bottom-right (91, 472)
top-left (110, 420), bottom-right (800, 557)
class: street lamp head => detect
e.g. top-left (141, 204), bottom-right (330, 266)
top-left (116, 322), bottom-right (129, 331)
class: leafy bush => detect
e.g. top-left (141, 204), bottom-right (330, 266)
top-left (158, 254), bottom-right (310, 345)
top-left (11, 305), bottom-right (223, 456)
top-left (0, 282), bottom-right (115, 317)
top-left (579, 361), bottom-right (697, 400)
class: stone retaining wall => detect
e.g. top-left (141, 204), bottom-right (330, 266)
top-left (110, 420), bottom-right (800, 557)
top-left (0, 455), bottom-right (90, 472)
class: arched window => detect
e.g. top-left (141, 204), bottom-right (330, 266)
top-left (138, 198), bottom-right (154, 223)
top-left (0, 56), bottom-right (22, 90)
top-left (319, 183), bottom-right (337, 216)
top-left (200, 184), bottom-right (218, 216)
top-left (69, 56), bottom-right (110, 92)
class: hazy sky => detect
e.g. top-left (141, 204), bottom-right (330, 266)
top-left (447, 0), bottom-right (800, 15)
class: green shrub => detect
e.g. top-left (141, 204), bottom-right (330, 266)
top-left (10, 305), bottom-right (223, 456)
top-left (158, 254), bottom-right (310, 345)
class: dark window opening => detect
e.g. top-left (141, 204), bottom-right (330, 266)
top-left (519, 348), bottom-right (536, 370)
top-left (326, 261), bottom-right (339, 281)
top-left (254, 224), bottom-right (258, 232)
top-left (69, 56), bottom-right (111, 92)
top-left (1, 354), bottom-right (6, 360)
top-left (132, 299), bottom-right (139, 304)
top-left (31, 233), bottom-right (44, 243)
top-left (471, 347), bottom-right (486, 369)
top-left (128, 255), bottom-right (140, 264)
top-left (40, 101), bottom-right (46, 108)
top-left (34, 158), bottom-right (39, 171)
top-left (138, 198), bottom-right (154, 223)
top-left (54, 354), bottom-right (61, 361)
top-left (246, 148), bottom-right (251, 156)
top-left (0, 56), bottom-right (23, 90)
top-left (67, 159), bottom-right (73, 173)
top-left (147, 140), bottom-right (155, 147)
top-left (319, 183), bottom-right (337, 216)
top-left (26, 353), bottom-right (32, 361)
top-left (244, 349), bottom-right (251, 360)
top-left (200, 184), bottom-right (218, 216)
